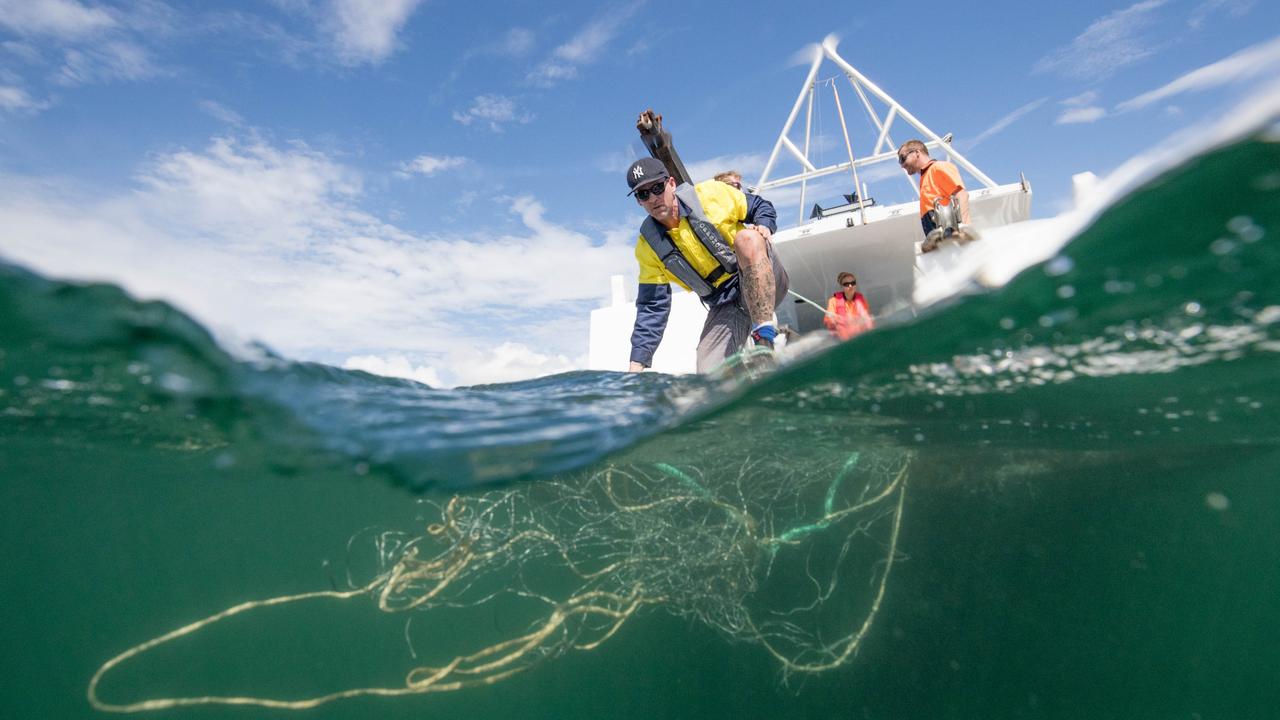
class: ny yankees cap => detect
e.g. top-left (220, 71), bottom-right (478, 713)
top-left (625, 157), bottom-right (669, 195)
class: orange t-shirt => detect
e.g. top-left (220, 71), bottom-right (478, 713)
top-left (918, 160), bottom-right (963, 218)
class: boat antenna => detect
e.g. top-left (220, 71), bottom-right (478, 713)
top-left (636, 109), bottom-right (693, 185)
top-left (828, 81), bottom-right (867, 226)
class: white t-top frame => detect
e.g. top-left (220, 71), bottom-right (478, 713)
top-left (756, 35), bottom-right (1000, 225)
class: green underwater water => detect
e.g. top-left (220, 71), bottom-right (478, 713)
top-left (2, 128), bottom-right (1280, 719)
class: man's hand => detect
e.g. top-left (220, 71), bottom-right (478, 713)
top-left (628, 361), bottom-right (646, 373)
top-left (747, 224), bottom-right (772, 242)
top-left (957, 188), bottom-right (971, 224)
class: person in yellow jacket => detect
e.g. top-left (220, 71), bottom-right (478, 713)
top-left (624, 157), bottom-right (788, 373)
top-left (823, 271), bottom-right (875, 341)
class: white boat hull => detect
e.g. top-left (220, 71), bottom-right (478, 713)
top-left (774, 181), bottom-right (1031, 332)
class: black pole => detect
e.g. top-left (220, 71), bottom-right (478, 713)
top-left (636, 110), bottom-right (692, 186)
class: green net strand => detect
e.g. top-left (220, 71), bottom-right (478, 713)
top-left (827, 451), bottom-right (861, 515)
top-left (767, 451), bottom-right (862, 551)
top-left (653, 462), bottom-right (713, 499)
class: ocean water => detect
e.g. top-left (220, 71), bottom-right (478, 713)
top-left (3, 122), bottom-right (1279, 719)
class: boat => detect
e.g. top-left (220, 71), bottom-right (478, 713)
top-left (588, 36), bottom-right (1033, 374)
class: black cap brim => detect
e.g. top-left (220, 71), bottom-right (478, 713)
top-left (626, 176), bottom-right (669, 196)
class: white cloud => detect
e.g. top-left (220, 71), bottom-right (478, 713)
top-left (1116, 35), bottom-right (1280, 112)
top-left (967, 97), bottom-right (1048, 150)
top-left (343, 353), bottom-right (443, 387)
top-left (526, 7), bottom-right (637, 87)
top-left (447, 342), bottom-right (579, 387)
top-left (325, 0), bottom-right (425, 65)
top-left (595, 148), bottom-right (637, 174)
top-left (497, 27), bottom-right (534, 57)
top-left (551, 16), bottom-right (618, 63)
top-left (136, 136), bottom-right (363, 238)
top-left (1188, 0), bottom-right (1255, 29)
top-left (1034, 0), bottom-right (1167, 81)
top-left (0, 0), bottom-right (173, 90)
top-left (3, 40), bottom-right (45, 64)
top-left (56, 39), bottom-right (166, 85)
top-left (526, 61), bottom-right (577, 86)
top-left (684, 153), bottom-right (768, 184)
top-left (199, 99), bottom-right (244, 125)
top-left (1061, 90), bottom-right (1100, 107)
top-left (0, 84), bottom-right (49, 113)
top-left (452, 94), bottom-right (534, 131)
top-left (1054, 91), bottom-right (1106, 125)
top-left (434, 26), bottom-right (537, 94)
top-left (218, 2), bottom-right (425, 69)
top-left (0, 0), bottom-right (117, 39)
top-left (1056, 106), bottom-right (1107, 124)
top-left (398, 154), bottom-right (467, 177)
top-left (0, 133), bottom-right (634, 386)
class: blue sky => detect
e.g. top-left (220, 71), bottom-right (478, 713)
top-left (1, 0), bottom-right (1277, 386)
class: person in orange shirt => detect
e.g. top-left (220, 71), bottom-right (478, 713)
top-left (823, 272), bottom-right (875, 341)
top-left (897, 139), bottom-right (970, 240)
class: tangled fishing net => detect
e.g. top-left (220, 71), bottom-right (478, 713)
top-left (89, 449), bottom-right (909, 712)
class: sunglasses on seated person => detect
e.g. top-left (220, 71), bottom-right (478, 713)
top-left (633, 182), bottom-right (667, 202)
top-left (842, 280), bottom-right (857, 287)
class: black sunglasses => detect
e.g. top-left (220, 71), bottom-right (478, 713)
top-left (898, 149), bottom-right (916, 166)
top-left (842, 281), bottom-right (857, 287)
top-left (634, 182), bottom-right (667, 201)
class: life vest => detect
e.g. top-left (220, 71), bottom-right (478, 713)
top-left (639, 183), bottom-right (740, 299)
top-left (825, 292), bottom-right (874, 340)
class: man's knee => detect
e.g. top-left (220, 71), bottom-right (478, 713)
top-left (734, 228), bottom-right (767, 263)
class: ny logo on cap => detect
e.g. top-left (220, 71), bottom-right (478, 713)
top-left (631, 165), bottom-right (644, 179)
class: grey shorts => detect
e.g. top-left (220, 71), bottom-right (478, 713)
top-left (695, 246), bottom-right (789, 373)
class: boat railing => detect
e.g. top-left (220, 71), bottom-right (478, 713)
top-left (756, 35), bottom-right (1002, 226)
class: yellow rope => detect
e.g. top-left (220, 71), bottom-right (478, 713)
top-left (89, 454), bottom-right (909, 712)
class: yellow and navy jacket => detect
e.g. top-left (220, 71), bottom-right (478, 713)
top-left (629, 180), bottom-right (777, 367)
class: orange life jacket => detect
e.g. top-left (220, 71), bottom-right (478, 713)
top-left (824, 292), bottom-right (875, 340)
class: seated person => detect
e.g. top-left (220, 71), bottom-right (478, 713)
top-left (824, 272), bottom-right (875, 340)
